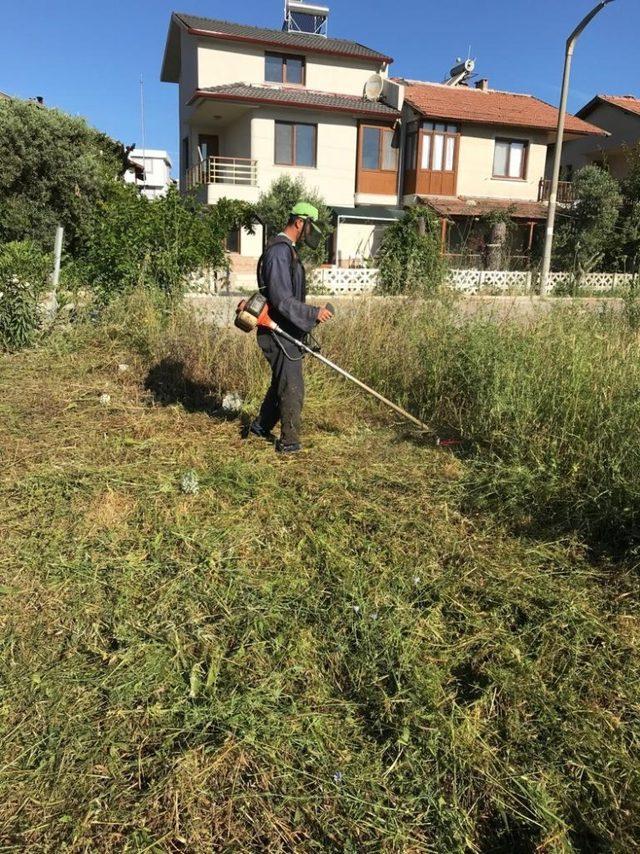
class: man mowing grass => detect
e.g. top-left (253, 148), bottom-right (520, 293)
top-left (250, 202), bottom-right (333, 454)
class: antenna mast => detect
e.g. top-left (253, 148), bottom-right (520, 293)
top-left (140, 75), bottom-right (147, 189)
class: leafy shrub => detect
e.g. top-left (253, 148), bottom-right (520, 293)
top-left (255, 175), bottom-right (333, 269)
top-left (79, 185), bottom-right (254, 300)
top-left (0, 98), bottom-right (124, 253)
top-left (376, 207), bottom-right (446, 294)
top-left (0, 241), bottom-right (50, 294)
top-left (0, 275), bottom-right (38, 351)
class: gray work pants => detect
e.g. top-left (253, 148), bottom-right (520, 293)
top-left (257, 331), bottom-right (305, 445)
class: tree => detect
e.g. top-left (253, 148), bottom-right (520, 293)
top-left (615, 144), bottom-right (640, 274)
top-left (553, 165), bottom-right (621, 280)
top-left (79, 184), bottom-right (254, 299)
top-left (0, 99), bottom-right (125, 253)
top-left (376, 207), bottom-right (446, 294)
top-left (254, 175), bottom-right (333, 268)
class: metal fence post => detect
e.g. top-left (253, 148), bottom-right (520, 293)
top-left (52, 225), bottom-right (63, 290)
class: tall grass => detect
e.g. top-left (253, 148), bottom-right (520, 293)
top-left (109, 291), bottom-right (640, 544)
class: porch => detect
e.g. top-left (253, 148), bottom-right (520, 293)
top-left (185, 155), bottom-right (260, 204)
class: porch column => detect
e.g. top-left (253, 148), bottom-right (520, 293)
top-left (440, 217), bottom-right (448, 255)
top-left (527, 221), bottom-right (536, 253)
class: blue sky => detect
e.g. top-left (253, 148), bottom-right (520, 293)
top-left (0, 0), bottom-right (635, 172)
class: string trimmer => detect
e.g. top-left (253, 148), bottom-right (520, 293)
top-left (235, 293), bottom-right (455, 443)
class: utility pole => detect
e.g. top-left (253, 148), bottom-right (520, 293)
top-left (539, 1), bottom-right (615, 296)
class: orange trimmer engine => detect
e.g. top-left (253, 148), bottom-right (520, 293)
top-left (234, 292), bottom-right (275, 332)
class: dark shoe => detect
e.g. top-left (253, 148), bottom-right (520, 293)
top-left (250, 421), bottom-right (276, 443)
top-left (275, 439), bottom-right (302, 454)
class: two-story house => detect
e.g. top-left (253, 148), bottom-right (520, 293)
top-left (560, 94), bottom-right (640, 180)
top-left (161, 3), bottom-right (405, 275)
top-left (398, 79), bottom-right (605, 266)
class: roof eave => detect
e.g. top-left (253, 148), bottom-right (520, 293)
top-left (161, 13), bottom-right (183, 83)
top-left (189, 89), bottom-right (399, 118)
top-left (179, 20), bottom-right (392, 65)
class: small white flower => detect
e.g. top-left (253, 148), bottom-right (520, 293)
top-left (352, 605), bottom-right (360, 615)
top-left (99, 393), bottom-right (111, 406)
top-left (117, 363), bottom-right (129, 373)
top-left (413, 576), bottom-right (421, 586)
top-left (332, 771), bottom-right (343, 784)
top-left (371, 612), bottom-right (379, 621)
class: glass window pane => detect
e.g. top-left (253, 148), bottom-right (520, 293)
top-left (422, 121), bottom-right (434, 131)
top-left (447, 124), bottom-right (458, 134)
top-left (432, 134), bottom-right (444, 171)
top-left (493, 140), bottom-right (509, 176)
top-left (286, 57), bottom-right (304, 85)
top-left (382, 130), bottom-right (397, 170)
top-left (435, 123), bottom-right (446, 132)
top-left (509, 142), bottom-right (525, 178)
top-left (421, 133), bottom-right (431, 169)
top-left (295, 124), bottom-right (316, 167)
top-left (362, 126), bottom-right (380, 169)
top-left (275, 122), bottom-right (292, 164)
top-left (265, 54), bottom-right (283, 82)
top-left (406, 132), bottom-right (417, 170)
top-left (445, 135), bottom-right (455, 170)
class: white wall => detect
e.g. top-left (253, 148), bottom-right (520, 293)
top-left (336, 222), bottom-right (387, 264)
top-left (561, 102), bottom-right (640, 179)
top-left (222, 112), bottom-right (252, 158)
top-left (251, 109), bottom-right (359, 206)
top-left (196, 38), bottom-right (385, 96)
top-left (456, 125), bottom-right (548, 201)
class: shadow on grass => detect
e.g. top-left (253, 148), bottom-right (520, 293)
top-left (144, 358), bottom-right (225, 418)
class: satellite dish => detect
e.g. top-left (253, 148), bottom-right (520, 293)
top-left (364, 73), bottom-right (384, 102)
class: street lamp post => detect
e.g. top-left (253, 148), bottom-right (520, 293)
top-left (539, 0), bottom-right (615, 296)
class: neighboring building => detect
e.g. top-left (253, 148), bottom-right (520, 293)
top-left (124, 148), bottom-right (174, 199)
top-left (0, 91), bottom-right (10, 100)
top-left (161, 3), bottom-right (405, 271)
top-left (398, 79), bottom-right (605, 267)
top-left (561, 94), bottom-right (640, 180)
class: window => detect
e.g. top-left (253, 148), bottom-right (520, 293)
top-left (275, 121), bottom-right (317, 167)
top-left (265, 53), bottom-right (305, 85)
top-left (493, 138), bottom-right (528, 179)
top-left (420, 122), bottom-right (459, 172)
top-left (226, 228), bottom-right (241, 254)
top-left (404, 122), bottom-right (419, 171)
top-left (361, 126), bottom-right (398, 171)
top-left (198, 134), bottom-right (218, 161)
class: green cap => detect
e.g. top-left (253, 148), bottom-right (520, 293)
top-left (291, 202), bottom-right (319, 222)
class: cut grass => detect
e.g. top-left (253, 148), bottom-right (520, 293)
top-left (0, 311), bottom-right (639, 851)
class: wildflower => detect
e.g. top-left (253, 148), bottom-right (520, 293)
top-left (371, 611), bottom-right (379, 621)
top-left (332, 771), bottom-right (343, 784)
top-left (181, 470), bottom-right (200, 495)
top-left (414, 576), bottom-right (421, 586)
top-left (118, 363), bottom-right (129, 373)
top-left (99, 393), bottom-right (111, 406)
top-left (352, 605), bottom-right (360, 615)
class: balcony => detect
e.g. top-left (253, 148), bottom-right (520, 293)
top-left (538, 179), bottom-right (575, 205)
top-left (185, 156), bottom-right (259, 204)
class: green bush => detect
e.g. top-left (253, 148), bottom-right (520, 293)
top-left (255, 175), bottom-right (333, 268)
top-left (0, 241), bottom-right (50, 294)
top-left (79, 185), bottom-right (254, 300)
top-left (0, 98), bottom-right (124, 253)
top-left (376, 207), bottom-right (446, 294)
top-left (0, 275), bottom-right (38, 351)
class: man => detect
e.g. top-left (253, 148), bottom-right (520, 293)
top-left (250, 202), bottom-right (333, 454)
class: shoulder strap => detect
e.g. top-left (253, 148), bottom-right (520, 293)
top-left (257, 236), bottom-right (299, 293)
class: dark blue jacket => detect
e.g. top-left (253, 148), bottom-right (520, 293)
top-left (258, 236), bottom-right (319, 338)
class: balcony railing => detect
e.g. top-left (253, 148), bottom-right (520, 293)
top-left (538, 179), bottom-right (575, 204)
top-left (186, 156), bottom-right (258, 191)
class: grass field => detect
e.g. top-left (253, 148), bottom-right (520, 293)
top-left (1, 298), bottom-right (639, 851)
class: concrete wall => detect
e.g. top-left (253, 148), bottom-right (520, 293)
top-left (196, 38), bottom-right (385, 97)
top-left (251, 109), bottom-right (359, 206)
top-left (456, 125), bottom-right (548, 200)
top-left (179, 29), bottom-right (199, 181)
top-left (222, 112), bottom-right (253, 158)
top-left (561, 102), bottom-right (640, 179)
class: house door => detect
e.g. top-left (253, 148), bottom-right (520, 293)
top-left (198, 134), bottom-right (219, 162)
top-left (416, 123), bottom-right (459, 196)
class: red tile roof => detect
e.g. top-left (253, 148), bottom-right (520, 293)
top-left (577, 94), bottom-right (640, 120)
top-left (419, 195), bottom-right (549, 221)
top-left (401, 81), bottom-right (605, 136)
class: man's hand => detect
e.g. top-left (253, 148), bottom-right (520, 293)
top-left (317, 306), bottom-right (334, 323)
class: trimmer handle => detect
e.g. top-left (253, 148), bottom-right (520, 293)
top-left (325, 302), bottom-right (336, 316)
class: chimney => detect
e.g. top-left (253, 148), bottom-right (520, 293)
top-left (475, 79), bottom-right (489, 92)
